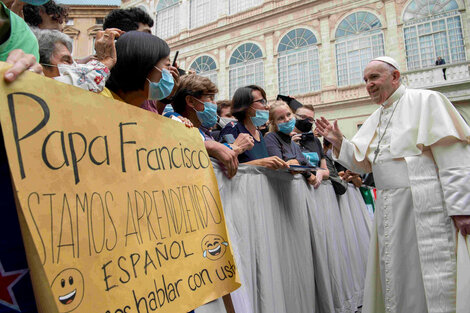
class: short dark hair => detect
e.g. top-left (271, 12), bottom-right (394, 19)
top-left (217, 100), bottom-right (231, 115)
top-left (231, 85), bottom-right (266, 122)
top-left (23, 0), bottom-right (68, 27)
top-left (103, 7), bottom-right (154, 32)
top-left (106, 31), bottom-right (170, 93)
top-left (172, 74), bottom-right (218, 114)
top-left (128, 7), bottom-right (154, 27)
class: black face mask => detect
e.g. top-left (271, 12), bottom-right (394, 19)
top-left (295, 118), bottom-right (313, 133)
top-left (259, 124), bottom-right (269, 137)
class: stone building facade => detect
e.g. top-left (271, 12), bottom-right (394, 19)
top-left (124, 0), bottom-right (470, 138)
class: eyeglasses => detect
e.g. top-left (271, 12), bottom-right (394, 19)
top-left (252, 98), bottom-right (267, 106)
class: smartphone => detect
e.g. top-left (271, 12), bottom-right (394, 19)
top-left (223, 134), bottom-right (236, 144)
top-left (172, 51), bottom-right (179, 67)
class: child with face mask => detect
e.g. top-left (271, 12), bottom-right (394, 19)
top-left (265, 101), bottom-right (323, 187)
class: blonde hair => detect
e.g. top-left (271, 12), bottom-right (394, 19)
top-left (268, 100), bottom-right (292, 133)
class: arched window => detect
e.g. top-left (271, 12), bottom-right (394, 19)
top-left (190, 0), bottom-right (218, 29)
top-left (229, 0), bottom-right (262, 15)
top-left (403, 0), bottom-right (465, 70)
top-left (277, 28), bottom-right (320, 96)
top-left (156, 0), bottom-right (180, 39)
top-left (335, 12), bottom-right (384, 87)
top-left (229, 43), bottom-right (264, 97)
top-left (190, 55), bottom-right (218, 85)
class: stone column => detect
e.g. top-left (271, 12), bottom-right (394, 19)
top-left (179, 0), bottom-right (190, 31)
top-left (318, 15), bottom-right (336, 106)
top-left (383, 1), bottom-right (406, 71)
top-left (218, 46), bottom-right (228, 99)
top-left (319, 16), bottom-right (334, 89)
top-left (463, 0), bottom-right (470, 59)
top-left (264, 32), bottom-right (277, 99)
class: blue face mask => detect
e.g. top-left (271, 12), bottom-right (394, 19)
top-left (278, 118), bottom-right (296, 135)
top-left (147, 67), bottom-right (174, 101)
top-left (250, 109), bottom-right (269, 127)
top-left (193, 98), bottom-right (218, 128)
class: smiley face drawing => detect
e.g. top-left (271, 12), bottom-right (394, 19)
top-left (201, 234), bottom-right (229, 261)
top-left (50, 268), bottom-right (84, 313)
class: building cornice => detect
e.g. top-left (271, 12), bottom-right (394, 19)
top-left (167, 0), bottom-right (377, 50)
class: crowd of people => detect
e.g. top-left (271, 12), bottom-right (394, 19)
top-left (1, 1), bottom-right (469, 313)
top-left (5, 0), bottom-right (362, 188)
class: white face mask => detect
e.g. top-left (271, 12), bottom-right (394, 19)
top-left (218, 117), bottom-right (237, 128)
top-left (57, 62), bottom-right (78, 76)
top-left (41, 61), bottom-right (77, 76)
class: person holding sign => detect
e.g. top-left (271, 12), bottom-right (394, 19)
top-left (1, 1), bottom-right (58, 312)
top-left (1, 0), bottom-right (45, 79)
top-left (316, 56), bottom-right (470, 313)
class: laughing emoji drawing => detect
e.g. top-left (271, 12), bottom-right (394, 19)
top-left (201, 234), bottom-right (229, 261)
top-left (51, 268), bottom-right (84, 312)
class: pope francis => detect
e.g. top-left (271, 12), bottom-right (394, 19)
top-left (316, 56), bottom-right (470, 313)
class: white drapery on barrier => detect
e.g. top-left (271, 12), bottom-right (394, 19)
top-left (196, 164), bottom-right (372, 313)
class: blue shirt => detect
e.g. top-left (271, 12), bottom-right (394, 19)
top-left (264, 131), bottom-right (310, 165)
top-left (219, 122), bottom-right (268, 163)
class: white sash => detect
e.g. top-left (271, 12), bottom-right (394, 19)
top-left (405, 150), bottom-right (456, 313)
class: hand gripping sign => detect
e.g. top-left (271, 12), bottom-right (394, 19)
top-left (0, 62), bottom-right (240, 313)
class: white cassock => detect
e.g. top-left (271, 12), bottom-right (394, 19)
top-left (334, 84), bottom-right (470, 313)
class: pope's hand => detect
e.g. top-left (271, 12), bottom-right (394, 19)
top-left (315, 117), bottom-right (343, 151)
top-left (452, 215), bottom-right (470, 236)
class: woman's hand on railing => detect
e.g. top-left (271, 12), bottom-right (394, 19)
top-left (258, 156), bottom-right (289, 170)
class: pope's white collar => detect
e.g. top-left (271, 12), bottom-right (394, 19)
top-left (381, 84), bottom-right (406, 108)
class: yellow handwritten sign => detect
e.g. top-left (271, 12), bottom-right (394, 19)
top-left (0, 63), bottom-right (240, 313)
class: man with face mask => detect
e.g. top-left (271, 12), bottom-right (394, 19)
top-left (217, 100), bottom-right (237, 128)
top-left (291, 104), bottom-right (329, 185)
top-left (317, 56), bottom-right (470, 313)
top-left (171, 74), bottom-right (254, 178)
top-left (210, 100), bottom-right (236, 141)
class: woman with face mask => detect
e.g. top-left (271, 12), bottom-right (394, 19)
top-left (219, 85), bottom-right (288, 170)
top-left (264, 101), bottom-right (322, 187)
top-left (104, 31), bottom-right (178, 109)
top-left (169, 74), bottom-right (254, 178)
